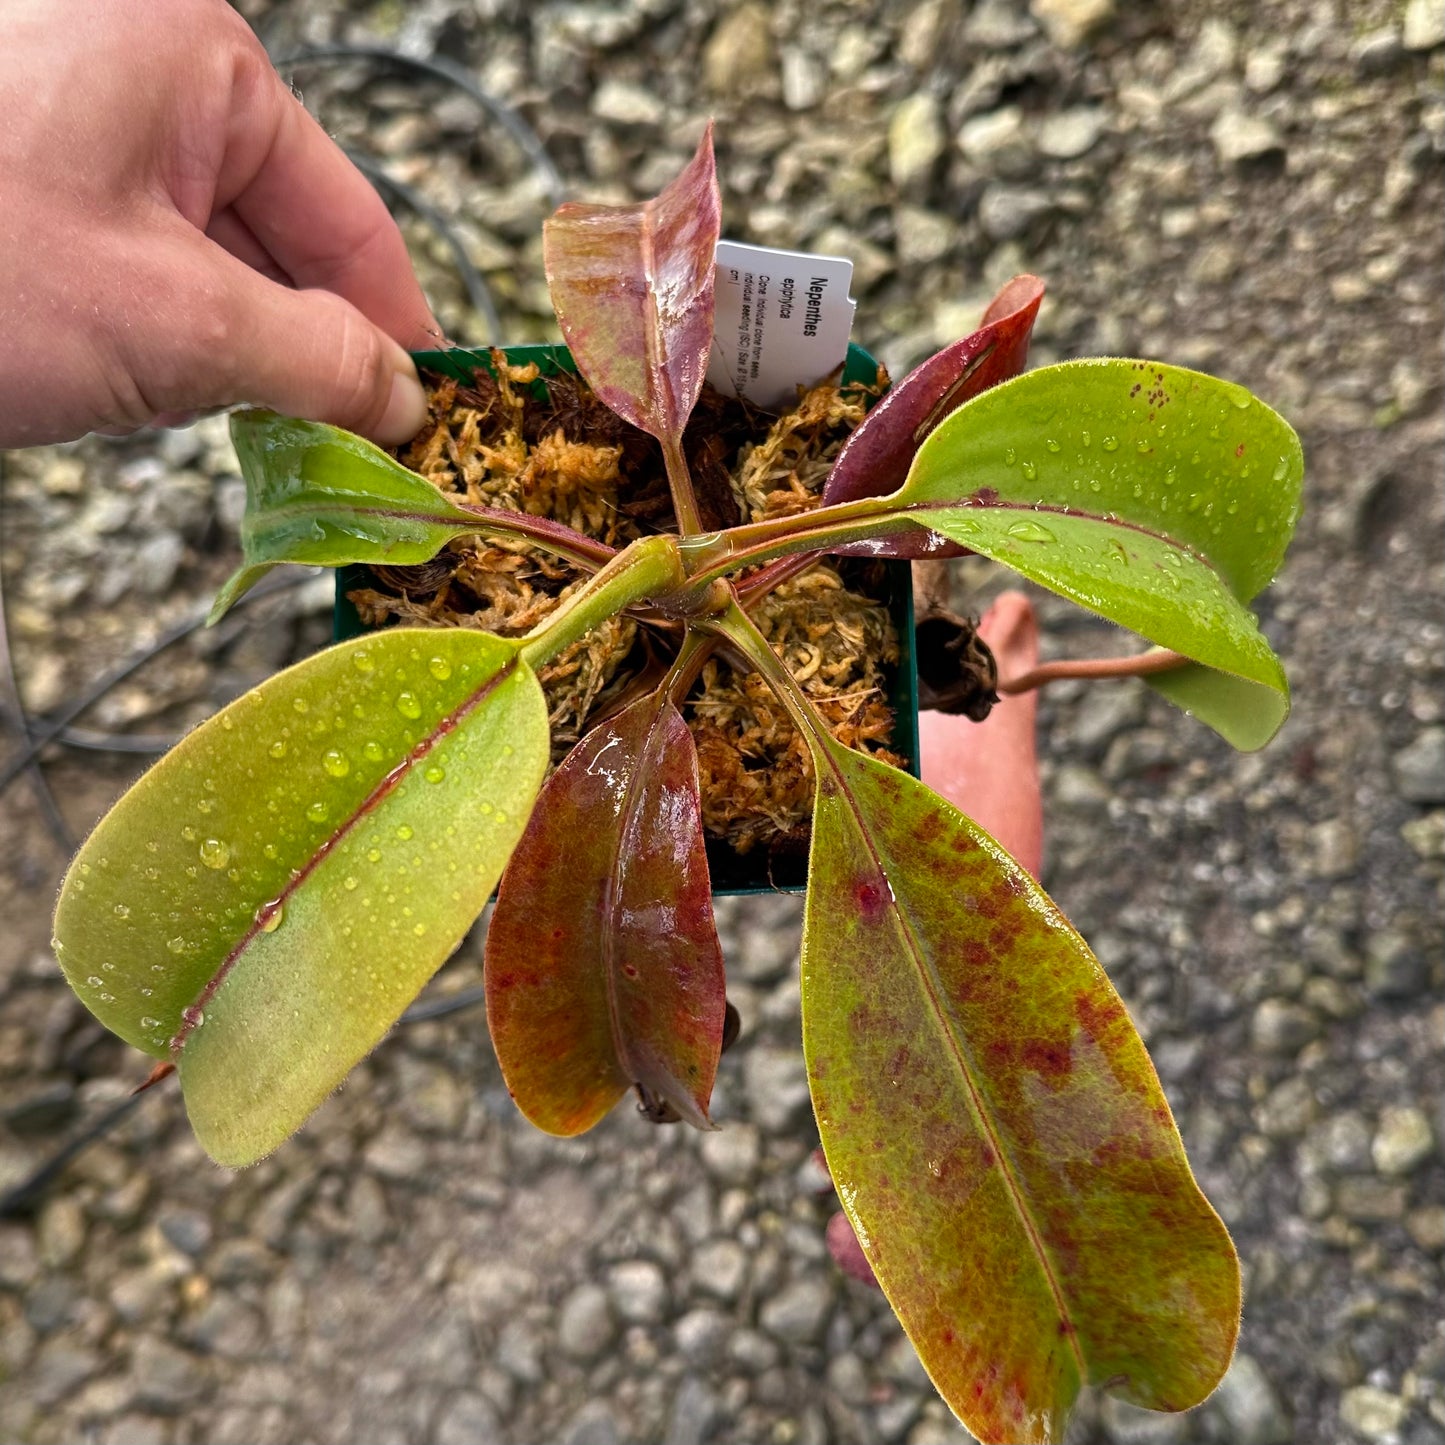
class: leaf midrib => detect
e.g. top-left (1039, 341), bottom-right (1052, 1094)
top-left (169, 658), bottom-right (518, 1056)
top-left (820, 745), bottom-right (1087, 1384)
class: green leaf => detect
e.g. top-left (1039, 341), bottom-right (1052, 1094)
top-left (803, 742), bottom-right (1240, 1443)
top-left (486, 686), bottom-right (726, 1135)
top-left (52, 628), bottom-right (548, 1165)
top-left (215, 409), bottom-right (612, 622)
top-left (892, 360), bottom-right (1302, 748)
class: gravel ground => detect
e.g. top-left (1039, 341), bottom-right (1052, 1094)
top-left (1, 1), bottom-right (1442, 1442)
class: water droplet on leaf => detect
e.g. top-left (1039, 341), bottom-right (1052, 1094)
top-left (1005, 520), bottom-right (1056, 544)
top-left (199, 838), bottom-right (230, 870)
top-left (323, 749), bottom-right (350, 778)
top-left (395, 692), bottom-right (422, 720)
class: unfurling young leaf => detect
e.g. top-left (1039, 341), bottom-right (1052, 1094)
top-left (822, 273), bottom-right (1046, 557)
top-left (52, 629), bottom-right (549, 1166)
top-left (543, 124), bottom-right (721, 533)
top-left (213, 409), bottom-right (613, 622)
top-left (485, 685), bottom-right (726, 1136)
top-left (802, 740), bottom-right (1240, 1445)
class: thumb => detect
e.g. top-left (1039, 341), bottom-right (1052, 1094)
top-left (131, 238), bottom-right (430, 448)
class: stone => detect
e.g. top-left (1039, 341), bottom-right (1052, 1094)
top-left (131, 1337), bottom-right (212, 1413)
top-left (0, 1226), bottom-right (40, 1290)
top-left (593, 79), bottom-right (665, 127)
top-left (37, 1196), bottom-right (86, 1269)
top-left (1100, 1394), bottom-right (1191, 1442)
top-left (180, 1296), bottom-right (264, 1359)
top-left (156, 1207), bottom-right (212, 1258)
top-left (133, 532), bottom-right (185, 595)
top-left (1030, 0), bottom-right (1114, 49)
top-left (702, 4), bottom-right (775, 96)
top-left (363, 1126), bottom-right (429, 1181)
top-left (1351, 27), bottom-right (1406, 75)
top-left (566, 1401), bottom-right (621, 1445)
top-left (1255, 1076), bottom-right (1317, 1138)
top-left (2, 1082), bottom-right (78, 1136)
top-left (29, 1343), bottom-right (101, 1407)
top-left (957, 107), bottom-right (1034, 178)
top-left (1053, 763), bottom-right (1112, 812)
top-left (1401, 812), bottom-right (1445, 860)
top-left (1340, 1385), bottom-right (1408, 1438)
top-left (1335, 1176), bottom-right (1409, 1222)
top-left (889, 94), bottom-right (947, 191)
top-left (699, 1122), bottom-right (761, 1180)
top-left (963, 0), bottom-right (1038, 49)
top-left (673, 1308), bottom-right (730, 1366)
top-left (1037, 108), bottom-right (1107, 159)
top-left (743, 1048), bottom-right (812, 1132)
top-left (1373, 1105), bottom-right (1434, 1175)
top-left (1365, 931), bottom-right (1428, 1000)
top-left (664, 1376), bottom-right (716, 1445)
top-left (1406, 1204), bottom-right (1445, 1252)
top-left (759, 1277), bottom-right (834, 1344)
top-left (1304, 1112), bottom-right (1374, 1174)
top-left (495, 1320), bottom-right (543, 1383)
top-left (1403, 0), bottom-right (1445, 50)
top-left (780, 48), bottom-right (824, 111)
top-left (1212, 1351), bottom-right (1291, 1444)
top-left (693, 1238), bottom-right (749, 1303)
top-left (1311, 817), bottom-right (1360, 879)
top-left (606, 1259), bottom-right (668, 1324)
top-left (1210, 111), bottom-right (1286, 168)
top-left (978, 185), bottom-right (1056, 241)
top-left (893, 205), bottom-right (956, 268)
top-left (1393, 728), bottom-right (1445, 802)
top-left (435, 1391), bottom-right (504, 1445)
top-left (1250, 998), bottom-right (1320, 1054)
top-left (557, 1283), bottom-right (615, 1361)
top-left (1070, 690), bottom-right (1147, 753)
top-left (728, 1328), bottom-right (781, 1372)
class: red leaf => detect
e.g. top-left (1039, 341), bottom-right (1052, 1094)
top-left (484, 689), bottom-right (726, 1136)
top-left (543, 125), bottom-right (721, 449)
top-left (822, 274), bottom-right (1045, 558)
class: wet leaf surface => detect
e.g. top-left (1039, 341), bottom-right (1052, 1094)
top-left (542, 126), bottom-right (720, 450)
top-left (486, 687), bottom-right (726, 1136)
top-left (803, 740), bottom-right (1240, 1443)
top-left (889, 360), bottom-right (1303, 747)
top-left (52, 629), bottom-right (548, 1165)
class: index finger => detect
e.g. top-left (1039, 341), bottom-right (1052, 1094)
top-left (222, 68), bottom-right (441, 349)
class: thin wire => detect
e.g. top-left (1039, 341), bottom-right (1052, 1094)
top-left (0, 569), bottom-right (316, 798)
top-left (270, 44), bottom-right (565, 210)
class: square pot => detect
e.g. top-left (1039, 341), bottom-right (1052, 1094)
top-left (334, 342), bottom-right (919, 895)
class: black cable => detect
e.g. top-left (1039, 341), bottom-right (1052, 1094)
top-left (270, 44), bottom-right (565, 211)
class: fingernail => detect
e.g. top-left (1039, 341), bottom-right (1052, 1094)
top-left (374, 355), bottom-right (428, 448)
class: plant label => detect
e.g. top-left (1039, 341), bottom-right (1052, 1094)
top-left (707, 240), bottom-right (857, 413)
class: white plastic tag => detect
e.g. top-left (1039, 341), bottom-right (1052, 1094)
top-left (707, 240), bottom-right (857, 414)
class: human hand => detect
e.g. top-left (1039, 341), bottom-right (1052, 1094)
top-left (0, 0), bottom-right (437, 449)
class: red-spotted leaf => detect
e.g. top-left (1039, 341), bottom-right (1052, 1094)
top-left (485, 687), bottom-right (726, 1136)
top-left (803, 740), bottom-right (1239, 1444)
top-left (821, 275), bottom-right (1044, 557)
top-left (543, 125), bottom-right (720, 452)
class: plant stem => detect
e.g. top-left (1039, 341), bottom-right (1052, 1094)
top-left (519, 535), bottom-right (685, 671)
top-left (662, 434), bottom-right (705, 538)
top-left (998, 649), bottom-right (1190, 694)
top-left (455, 505), bottom-right (617, 571)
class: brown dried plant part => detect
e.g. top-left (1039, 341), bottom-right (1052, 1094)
top-left (355, 357), bottom-right (902, 848)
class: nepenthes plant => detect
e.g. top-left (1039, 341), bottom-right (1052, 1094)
top-left (50, 128), bottom-right (1303, 1443)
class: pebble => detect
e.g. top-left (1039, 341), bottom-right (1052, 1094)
top-left (692, 1238), bottom-right (749, 1302)
top-left (1037, 108), bottom-right (1107, 159)
top-left (1311, 817), bottom-right (1360, 879)
top-left (557, 1284), bottom-right (615, 1361)
top-left (592, 79), bottom-right (666, 127)
top-left (1210, 111), bottom-right (1286, 168)
top-left (888, 94), bottom-right (947, 191)
top-left (1339, 1384), bottom-right (1408, 1438)
top-left (435, 1391), bottom-right (504, 1445)
top-left (606, 1259), bottom-right (668, 1324)
top-left (1255, 1076), bottom-right (1317, 1138)
top-left (963, 0), bottom-right (1038, 49)
top-left (1335, 1176), bottom-right (1410, 1223)
top-left (1250, 998), bottom-right (1321, 1054)
top-left (1403, 0), bottom-right (1445, 50)
top-left (131, 1337), bottom-right (211, 1413)
top-left (701, 4), bottom-right (775, 96)
top-left (977, 185), bottom-right (1056, 241)
top-left (1364, 931), bottom-right (1428, 1000)
top-left (1393, 728), bottom-right (1445, 803)
top-left (759, 1277), bottom-right (834, 1344)
top-left (1372, 1106), bottom-right (1434, 1176)
top-left (1030, 0), bottom-right (1114, 48)
top-left (1212, 1351), bottom-right (1292, 1445)
top-left (1070, 689), bottom-right (1146, 755)
top-left (673, 1308), bottom-right (730, 1366)
top-left (779, 48), bottom-right (824, 112)
top-left (132, 531), bottom-right (186, 595)
top-left (37, 1196), bottom-right (86, 1269)
top-left (957, 107), bottom-right (1034, 178)
top-left (699, 1122), bottom-right (761, 1181)
top-left (742, 1049), bottom-right (812, 1132)
top-left (1100, 1394), bottom-right (1190, 1442)
top-left (363, 1126), bottom-right (430, 1181)
top-left (156, 1207), bottom-right (212, 1259)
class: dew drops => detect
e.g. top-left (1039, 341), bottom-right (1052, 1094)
top-left (221, 716), bottom-right (234, 732)
top-left (1162, 468), bottom-right (1177, 488)
top-left (395, 691), bottom-right (422, 720)
top-left (258, 903), bottom-right (285, 933)
top-left (140, 1016), bottom-right (160, 1030)
top-left (1004, 447), bottom-right (1017, 465)
top-left (1021, 460), bottom-right (1037, 481)
top-left (500, 745), bottom-right (514, 758)
top-left (1102, 436), bottom-right (1119, 452)
top-left (478, 802), bottom-right (493, 815)
top-left (395, 824), bottom-right (414, 841)
top-left (1272, 456), bottom-right (1289, 481)
top-left (363, 741), bottom-right (384, 762)
top-left (167, 937), bottom-right (187, 955)
top-left (199, 838), bottom-right (231, 870)
top-left (306, 801), bottom-right (329, 824)
top-left (424, 765), bottom-right (445, 784)
top-left (343, 876), bottom-right (358, 891)
top-left (366, 848), bottom-right (383, 863)
top-left (1045, 438), bottom-right (1061, 453)
top-left (181, 826), bottom-right (197, 843)
top-left (86, 974), bottom-right (104, 989)
top-left (292, 697), bottom-right (309, 714)
top-left (323, 749), bottom-right (350, 778)
top-left (494, 810), bottom-right (508, 823)
top-left (413, 923), bottom-right (427, 937)
top-left (1225, 499), bottom-right (1240, 515)
top-left (269, 740), bottom-right (287, 760)
top-left (113, 903), bottom-right (130, 920)
top-left (1005, 519), bottom-right (1057, 544)
top-left (1135, 439), bottom-right (1150, 453)
top-left (1081, 430), bottom-right (1092, 447)
top-left (428, 656), bottom-right (453, 681)
top-left (79, 863), bottom-right (91, 877)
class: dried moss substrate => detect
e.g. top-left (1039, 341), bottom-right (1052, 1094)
top-left (351, 351), bottom-right (904, 854)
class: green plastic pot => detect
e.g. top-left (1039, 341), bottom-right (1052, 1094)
top-left (335, 341), bottom-right (919, 895)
